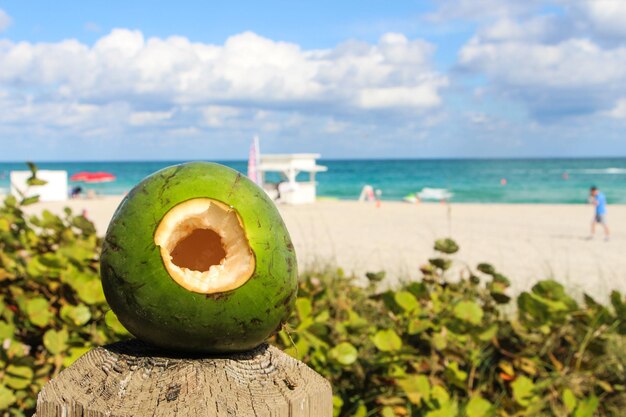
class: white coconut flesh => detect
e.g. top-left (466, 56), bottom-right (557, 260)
top-left (154, 198), bottom-right (255, 294)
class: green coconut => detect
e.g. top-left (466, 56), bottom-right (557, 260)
top-left (100, 162), bottom-right (297, 353)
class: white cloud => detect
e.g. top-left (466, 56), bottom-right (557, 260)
top-left (0, 29), bottom-right (447, 143)
top-left (128, 110), bottom-right (173, 126)
top-left (430, 0), bottom-right (544, 21)
top-left (460, 37), bottom-right (626, 88)
top-left (201, 106), bottom-right (241, 127)
top-left (0, 9), bottom-right (11, 32)
top-left (606, 98), bottom-right (626, 119)
top-left (575, 0), bottom-right (626, 38)
top-left (457, 5), bottom-right (626, 121)
top-left (0, 29), bottom-right (446, 109)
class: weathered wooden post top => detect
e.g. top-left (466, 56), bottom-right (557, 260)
top-left (36, 340), bottom-right (331, 416)
top-left (36, 162), bottom-right (332, 416)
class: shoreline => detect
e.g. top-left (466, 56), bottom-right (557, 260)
top-left (18, 193), bottom-right (626, 206)
top-left (23, 196), bottom-right (626, 302)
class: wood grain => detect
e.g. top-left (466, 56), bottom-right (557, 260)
top-left (35, 340), bottom-right (332, 417)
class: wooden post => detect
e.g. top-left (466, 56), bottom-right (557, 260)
top-left (35, 340), bottom-right (332, 417)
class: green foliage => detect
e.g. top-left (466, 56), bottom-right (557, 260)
top-left (272, 241), bottom-right (626, 416)
top-left (0, 171), bottom-right (624, 416)
top-left (0, 193), bottom-right (128, 416)
top-left (434, 238), bottom-right (459, 255)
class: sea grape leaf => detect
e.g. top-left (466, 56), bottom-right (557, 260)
top-left (394, 291), bottom-right (420, 313)
top-left (74, 278), bottom-right (106, 305)
top-left (314, 310), bottom-right (330, 323)
top-left (6, 340), bottom-right (30, 359)
top-left (562, 388), bottom-right (577, 413)
top-left (71, 215), bottom-right (97, 235)
top-left (408, 319), bottom-right (430, 335)
top-left (397, 374), bottom-right (430, 405)
top-left (573, 395), bottom-right (599, 417)
top-left (381, 406), bottom-right (395, 417)
top-left (529, 280), bottom-right (578, 312)
top-left (429, 258), bottom-right (452, 271)
top-left (445, 361), bottom-right (468, 382)
top-left (431, 385), bottom-right (450, 405)
top-left (60, 304), bottom-right (92, 326)
top-left (610, 290), bottom-right (626, 318)
top-left (104, 310), bottom-right (130, 336)
top-left (25, 297), bottom-right (53, 327)
top-left (26, 161), bottom-right (38, 176)
top-left (477, 324), bottom-right (498, 341)
top-left (365, 271), bottom-right (385, 282)
top-left (285, 337), bottom-right (310, 361)
top-left (351, 402), bottom-right (366, 417)
top-left (432, 331), bottom-right (447, 350)
top-left (295, 298), bottom-right (312, 319)
top-left (26, 177), bottom-right (47, 186)
top-left (0, 217), bottom-right (10, 232)
top-left (498, 361), bottom-right (515, 378)
top-left (426, 388), bottom-right (457, 417)
top-left (43, 329), bottom-right (69, 355)
top-left (492, 273), bottom-right (510, 286)
top-left (25, 256), bottom-right (48, 279)
top-left (0, 321), bottom-right (15, 340)
top-left (477, 263), bottom-right (496, 275)
top-left (329, 342), bottom-right (358, 366)
top-left (58, 241), bottom-right (96, 262)
top-left (490, 291), bottom-right (511, 305)
top-left (372, 329), bottom-right (402, 352)
top-left (20, 196), bottom-right (40, 206)
top-left (0, 385), bottom-right (17, 409)
top-left (511, 376), bottom-right (536, 407)
top-left (332, 395), bottom-right (343, 417)
top-left (465, 396), bottom-right (492, 417)
top-left (425, 403), bottom-right (459, 417)
top-left (4, 195), bottom-right (17, 207)
top-left (345, 310), bottom-right (368, 329)
top-left (434, 238), bottom-right (459, 254)
top-left (40, 210), bottom-right (62, 228)
top-left (0, 269), bottom-right (14, 282)
top-left (453, 300), bottom-right (484, 325)
top-left (4, 365), bottom-right (34, 390)
top-left (596, 379), bottom-right (613, 393)
top-left (38, 253), bottom-right (67, 269)
top-left (518, 292), bottom-right (553, 325)
top-left (516, 357), bottom-right (538, 376)
top-left (63, 346), bottom-right (92, 368)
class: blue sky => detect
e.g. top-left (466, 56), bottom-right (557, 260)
top-left (1, 0), bottom-right (625, 160)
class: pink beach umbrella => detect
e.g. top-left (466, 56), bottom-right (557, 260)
top-left (70, 171), bottom-right (116, 183)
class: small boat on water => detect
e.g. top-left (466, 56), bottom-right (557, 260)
top-left (404, 187), bottom-right (453, 203)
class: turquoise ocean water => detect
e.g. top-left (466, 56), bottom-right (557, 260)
top-left (1, 159), bottom-right (625, 204)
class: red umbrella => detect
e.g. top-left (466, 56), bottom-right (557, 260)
top-left (70, 171), bottom-right (116, 183)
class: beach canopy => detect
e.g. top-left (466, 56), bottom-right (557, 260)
top-left (70, 171), bottom-right (116, 183)
top-left (247, 135), bottom-right (262, 186)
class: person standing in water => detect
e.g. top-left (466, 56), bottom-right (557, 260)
top-left (589, 186), bottom-right (610, 240)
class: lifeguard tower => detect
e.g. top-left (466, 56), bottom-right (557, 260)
top-left (258, 154), bottom-right (327, 204)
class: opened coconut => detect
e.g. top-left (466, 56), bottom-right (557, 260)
top-left (100, 162), bottom-right (297, 353)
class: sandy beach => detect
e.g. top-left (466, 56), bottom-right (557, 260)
top-left (25, 197), bottom-right (626, 302)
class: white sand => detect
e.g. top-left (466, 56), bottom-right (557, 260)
top-left (26, 197), bottom-right (626, 302)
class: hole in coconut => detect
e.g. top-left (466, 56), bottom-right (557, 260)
top-left (154, 198), bottom-right (256, 294)
top-left (170, 228), bottom-right (226, 272)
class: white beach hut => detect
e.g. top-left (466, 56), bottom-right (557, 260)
top-left (258, 154), bottom-right (327, 204)
top-left (10, 170), bottom-right (69, 202)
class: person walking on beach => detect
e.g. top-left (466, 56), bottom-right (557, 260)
top-left (589, 186), bottom-right (609, 240)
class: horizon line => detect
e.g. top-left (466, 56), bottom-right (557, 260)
top-left (2, 155), bottom-right (626, 164)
